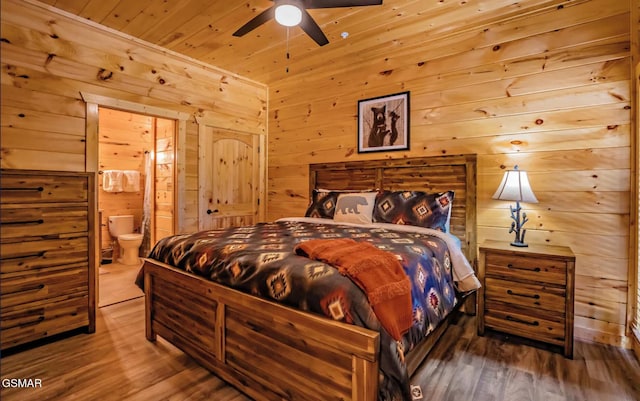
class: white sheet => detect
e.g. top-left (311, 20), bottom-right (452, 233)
top-left (276, 217), bottom-right (481, 292)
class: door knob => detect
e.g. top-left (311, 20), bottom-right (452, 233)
top-left (206, 209), bottom-right (219, 214)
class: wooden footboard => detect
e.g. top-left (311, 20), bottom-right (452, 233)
top-left (143, 259), bottom-right (380, 401)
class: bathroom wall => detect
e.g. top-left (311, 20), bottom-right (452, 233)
top-left (98, 107), bottom-right (152, 251)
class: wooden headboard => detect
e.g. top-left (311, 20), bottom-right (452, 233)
top-left (309, 154), bottom-right (477, 265)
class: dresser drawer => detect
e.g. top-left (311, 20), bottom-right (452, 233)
top-left (0, 294), bottom-right (89, 350)
top-left (0, 236), bottom-right (88, 274)
top-left (485, 252), bottom-right (567, 285)
top-left (1, 264), bottom-right (88, 308)
top-left (485, 277), bottom-right (566, 313)
top-left (0, 206), bottom-right (88, 239)
top-left (484, 305), bottom-right (565, 347)
top-left (0, 174), bottom-right (88, 204)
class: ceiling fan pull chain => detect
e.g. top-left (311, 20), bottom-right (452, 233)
top-left (286, 27), bottom-right (290, 73)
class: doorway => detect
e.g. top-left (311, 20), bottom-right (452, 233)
top-left (96, 107), bottom-right (177, 307)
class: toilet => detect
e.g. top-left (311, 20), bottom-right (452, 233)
top-left (108, 215), bottom-right (143, 266)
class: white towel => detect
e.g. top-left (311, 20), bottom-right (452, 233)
top-left (122, 170), bottom-right (141, 192)
top-left (103, 170), bottom-right (123, 192)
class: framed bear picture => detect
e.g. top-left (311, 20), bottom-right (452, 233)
top-left (357, 91), bottom-right (410, 153)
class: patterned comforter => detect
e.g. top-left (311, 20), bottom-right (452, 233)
top-left (146, 218), bottom-right (478, 401)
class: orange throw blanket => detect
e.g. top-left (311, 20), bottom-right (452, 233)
top-left (294, 238), bottom-right (412, 340)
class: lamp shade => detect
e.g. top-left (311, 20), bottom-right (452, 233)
top-left (275, 4), bottom-right (302, 27)
top-left (492, 166), bottom-right (538, 203)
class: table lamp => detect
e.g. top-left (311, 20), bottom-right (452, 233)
top-left (492, 165), bottom-right (538, 247)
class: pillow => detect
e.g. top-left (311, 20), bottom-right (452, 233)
top-left (304, 189), bottom-right (375, 219)
top-left (333, 192), bottom-right (377, 224)
top-left (373, 190), bottom-right (454, 232)
top-left (304, 189), bottom-right (342, 219)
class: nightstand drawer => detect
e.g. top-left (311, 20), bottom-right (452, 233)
top-left (484, 307), bottom-right (565, 347)
top-left (485, 277), bottom-right (566, 312)
top-left (485, 252), bottom-right (566, 285)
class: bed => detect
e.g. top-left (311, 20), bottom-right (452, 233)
top-left (140, 154), bottom-right (478, 401)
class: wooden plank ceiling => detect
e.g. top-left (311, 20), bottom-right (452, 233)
top-left (37, 0), bottom-right (530, 85)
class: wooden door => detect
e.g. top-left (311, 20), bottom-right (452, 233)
top-left (198, 126), bottom-right (261, 230)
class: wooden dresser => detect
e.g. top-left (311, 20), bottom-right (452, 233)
top-left (0, 170), bottom-right (96, 351)
top-left (477, 240), bottom-right (575, 358)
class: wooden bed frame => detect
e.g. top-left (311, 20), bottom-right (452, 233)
top-left (142, 154), bottom-right (477, 401)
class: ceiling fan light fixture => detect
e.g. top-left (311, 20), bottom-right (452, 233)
top-left (275, 4), bottom-right (302, 27)
top-left (234, 0), bottom-right (383, 47)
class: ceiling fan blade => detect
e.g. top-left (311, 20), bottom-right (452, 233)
top-left (233, 6), bottom-right (275, 37)
top-left (299, 9), bottom-right (329, 46)
top-left (305, 0), bottom-right (383, 9)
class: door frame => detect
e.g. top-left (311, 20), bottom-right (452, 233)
top-left (631, 62), bottom-right (639, 354)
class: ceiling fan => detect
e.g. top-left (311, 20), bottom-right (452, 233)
top-left (233, 0), bottom-right (384, 47)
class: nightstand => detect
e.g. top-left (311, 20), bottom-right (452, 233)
top-left (477, 240), bottom-right (575, 358)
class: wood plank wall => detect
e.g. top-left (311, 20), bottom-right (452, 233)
top-left (266, 0), bottom-right (634, 347)
top-left (0, 0), bottom-right (267, 235)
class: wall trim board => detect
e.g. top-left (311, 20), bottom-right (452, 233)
top-left (631, 59), bottom-right (639, 349)
top-left (629, 0), bottom-right (639, 348)
top-left (194, 116), bottom-right (268, 137)
top-left (633, 324), bottom-right (640, 359)
top-left (80, 93), bottom-right (191, 121)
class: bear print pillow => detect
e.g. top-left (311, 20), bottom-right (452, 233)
top-left (333, 192), bottom-right (377, 225)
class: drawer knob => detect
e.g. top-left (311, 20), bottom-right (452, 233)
top-left (506, 315), bottom-right (539, 326)
top-left (0, 186), bottom-right (44, 192)
top-left (507, 289), bottom-right (540, 299)
top-left (4, 316), bottom-right (45, 330)
top-left (507, 263), bottom-right (541, 272)
top-left (0, 250), bottom-right (46, 261)
top-left (3, 283), bottom-right (46, 296)
top-left (20, 316), bottom-right (46, 328)
top-left (0, 219), bottom-right (44, 226)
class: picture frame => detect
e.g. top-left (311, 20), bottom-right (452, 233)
top-left (357, 91), bottom-right (410, 153)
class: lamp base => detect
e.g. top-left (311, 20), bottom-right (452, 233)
top-left (510, 241), bottom-right (529, 247)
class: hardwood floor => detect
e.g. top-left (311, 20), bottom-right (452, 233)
top-left (98, 261), bottom-right (144, 307)
top-left (415, 315), bottom-right (640, 401)
top-left (1, 298), bottom-right (638, 401)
